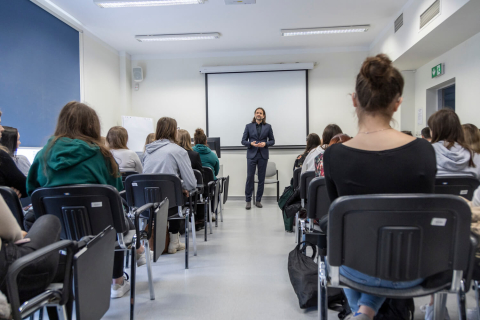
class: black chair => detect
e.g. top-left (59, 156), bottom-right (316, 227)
top-left (192, 169), bottom-right (213, 241)
top-left (203, 167), bottom-right (219, 230)
top-left (121, 171), bottom-right (139, 183)
top-left (217, 176), bottom-right (229, 222)
top-left (435, 175), bottom-right (480, 201)
top-left (295, 171), bottom-right (315, 244)
top-left (303, 177), bottom-right (330, 253)
top-left (31, 184), bottom-right (162, 320)
top-left (293, 167), bottom-right (302, 189)
top-left (124, 174), bottom-right (197, 269)
top-left (222, 175), bottom-right (230, 207)
top-left (0, 186), bottom-right (24, 228)
top-left (319, 194), bottom-right (474, 320)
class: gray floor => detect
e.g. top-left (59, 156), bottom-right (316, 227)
top-left (103, 200), bottom-right (478, 320)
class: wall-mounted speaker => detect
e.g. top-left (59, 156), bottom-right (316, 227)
top-left (133, 67), bottom-right (143, 82)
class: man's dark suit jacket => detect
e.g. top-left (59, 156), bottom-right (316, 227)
top-left (241, 122), bottom-right (275, 159)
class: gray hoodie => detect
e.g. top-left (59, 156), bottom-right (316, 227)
top-left (143, 139), bottom-right (197, 191)
top-left (432, 141), bottom-right (480, 179)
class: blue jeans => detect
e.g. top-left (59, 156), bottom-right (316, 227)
top-left (340, 266), bottom-right (424, 314)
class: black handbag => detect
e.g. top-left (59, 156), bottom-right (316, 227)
top-left (288, 241), bottom-right (318, 309)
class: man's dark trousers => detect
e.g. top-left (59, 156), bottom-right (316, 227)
top-left (245, 152), bottom-right (268, 203)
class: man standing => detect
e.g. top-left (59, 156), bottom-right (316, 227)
top-left (241, 108), bottom-right (275, 209)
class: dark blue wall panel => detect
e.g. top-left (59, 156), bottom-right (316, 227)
top-left (0, 0), bottom-right (80, 146)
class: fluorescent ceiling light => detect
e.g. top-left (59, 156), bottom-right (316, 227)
top-left (136, 33), bottom-right (220, 42)
top-left (281, 25), bottom-right (370, 37)
top-left (94, 0), bottom-right (204, 8)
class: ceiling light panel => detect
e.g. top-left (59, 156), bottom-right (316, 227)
top-left (136, 33), bottom-right (220, 42)
top-left (94, 0), bottom-right (204, 8)
top-left (281, 25), bottom-right (370, 37)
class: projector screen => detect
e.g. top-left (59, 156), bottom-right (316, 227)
top-left (206, 70), bottom-right (308, 148)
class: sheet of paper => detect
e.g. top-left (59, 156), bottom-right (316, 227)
top-left (417, 109), bottom-right (424, 125)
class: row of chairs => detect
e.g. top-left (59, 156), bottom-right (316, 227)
top-left (290, 167), bottom-right (480, 320)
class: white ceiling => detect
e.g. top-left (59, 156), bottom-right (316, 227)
top-left (49, 0), bottom-right (409, 56)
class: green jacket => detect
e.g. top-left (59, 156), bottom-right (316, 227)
top-left (27, 137), bottom-right (123, 196)
top-left (192, 144), bottom-right (220, 180)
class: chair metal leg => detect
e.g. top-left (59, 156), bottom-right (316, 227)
top-left (475, 281), bottom-right (480, 320)
top-left (191, 213), bottom-right (197, 256)
top-left (295, 212), bottom-right (299, 243)
top-left (434, 293), bottom-right (448, 320)
top-left (39, 307), bottom-right (43, 320)
top-left (457, 280), bottom-right (467, 320)
top-left (125, 250), bottom-right (130, 268)
top-left (208, 201), bottom-right (213, 235)
top-left (220, 194), bottom-right (224, 222)
top-left (215, 197), bottom-right (219, 228)
top-left (185, 215), bottom-right (189, 269)
top-left (318, 256), bottom-right (328, 320)
top-left (56, 305), bottom-right (67, 320)
top-left (277, 181), bottom-right (279, 202)
top-left (130, 244), bottom-right (136, 320)
top-left (204, 200), bottom-right (208, 241)
top-left (144, 240), bottom-right (155, 300)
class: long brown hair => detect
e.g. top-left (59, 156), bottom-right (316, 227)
top-left (251, 107), bottom-right (266, 125)
top-left (321, 124), bottom-right (343, 150)
top-left (144, 133), bottom-right (155, 152)
top-left (355, 54), bottom-right (404, 118)
top-left (106, 126), bottom-right (129, 150)
top-left (46, 101), bottom-right (119, 175)
top-left (304, 133), bottom-right (321, 154)
top-left (194, 128), bottom-right (207, 145)
top-left (155, 117), bottom-right (177, 142)
top-left (428, 109), bottom-right (475, 167)
top-left (178, 129), bottom-right (193, 151)
top-left (463, 124), bottom-right (480, 154)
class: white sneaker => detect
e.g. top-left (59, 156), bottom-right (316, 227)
top-left (136, 250), bottom-right (154, 267)
top-left (424, 304), bottom-right (450, 320)
top-left (168, 232), bottom-right (185, 254)
top-left (467, 308), bottom-right (479, 320)
top-left (111, 278), bottom-right (131, 299)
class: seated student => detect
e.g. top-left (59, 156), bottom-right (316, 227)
top-left (106, 126), bottom-right (143, 173)
top-left (143, 117), bottom-right (196, 254)
top-left (428, 110), bottom-right (480, 179)
top-left (0, 127), bottom-right (31, 176)
top-left (193, 128), bottom-right (220, 180)
top-left (26, 101), bottom-right (143, 299)
top-left (301, 124), bottom-right (342, 175)
top-left (314, 133), bottom-right (351, 177)
top-left (463, 123), bottom-right (480, 154)
top-left (421, 126), bottom-right (432, 142)
top-left (294, 133), bottom-right (320, 170)
top-left (323, 54), bottom-right (436, 320)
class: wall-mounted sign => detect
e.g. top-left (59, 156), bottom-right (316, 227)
top-left (432, 63), bottom-right (445, 78)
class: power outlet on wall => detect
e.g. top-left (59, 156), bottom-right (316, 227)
top-left (134, 83), bottom-right (139, 91)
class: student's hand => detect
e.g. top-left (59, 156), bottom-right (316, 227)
top-left (21, 231), bottom-right (28, 238)
top-left (11, 187), bottom-right (22, 199)
top-left (182, 190), bottom-right (190, 197)
top-left (251, 141), bottom-right (258, 147)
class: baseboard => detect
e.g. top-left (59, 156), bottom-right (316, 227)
top-left (228, 196), bottom-right (278, 201)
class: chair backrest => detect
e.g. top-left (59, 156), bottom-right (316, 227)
top-left (223, 176), bottom-right (230, 204)
top-left (293, 168), bottom-right (302, 189)
top-left (211, 180), bottom-right (220, 212)
top-left (0, 187), bottom-right (24, 228)
top-left (203, 167), bottom-right (215, 185)
top-left (435, 175), bottom-right (480, 201)
top-left (328, 194), bottom-right (472, 282)
top-left (124, 174), bottom-right (184, 209)
top-left (306, 177), bottom-right (330, 220)
top-left (256, 161), bottom-right (277, 178)
top-left (300, 171), bottom-right (315, 200)
top-left (193, 169), bottom-right (203, 186)
top-left (31, 185), bottom-right (128, 241)
top-left (121, 171), bottom-right (138, 182)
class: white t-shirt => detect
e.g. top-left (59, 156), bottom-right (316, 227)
top-left (301, 146), bottom-right (325, 175)
top-left (110, 149), bottom-right (143, 173)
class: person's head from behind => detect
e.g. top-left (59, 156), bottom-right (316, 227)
top-left (0, 126), bottom-right (19, 156)
top-left (106, 126), bottom-right (129, 150)
top-left (251, 108), bottom-right (266, 124)
top-left (178, 129), bottom-right (193, 151)
top-left (144, 133), bottom-right (155, 152)
top-left (321, 124), bottom-right (343, 149)
top-left (329, 134), bottom-right (351, 146)
top-left (305, 133), bottom-right (321, 153)
top-left (421, 127), bottom-right (431, 141)
top-left (194, 128), bottom-right (207, 146)
top-left (462, 123), bottom-right (480, 154)
top-left (428, 109), bottom-right (475, 166)
top-left (0, 111), bottom-right (4, 140)
top-left (353, 54), bottom-right (404, 125)
top-left (155, 117), bottom-right (177, 142)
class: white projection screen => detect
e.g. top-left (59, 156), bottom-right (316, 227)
top-left (206, 70), bottom-right (308, 148)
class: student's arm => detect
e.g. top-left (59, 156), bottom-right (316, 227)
top-left (0, 196), bottom-right (23, 242)
top-left (241, 125), bottom-right (252, 148)
top-left (266, 125), bottom-right (275, 147)
top-left (0, 151), bottom-right (27, 198)
top-left (132, 152), bottom-right (143, 174)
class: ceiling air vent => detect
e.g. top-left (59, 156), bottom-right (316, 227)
top-left (420, 0), bottom-right (440, 29)
top-left (225, 0), bottom-right (255, 4)
top-left (394, 13), bottom-right (403, 33)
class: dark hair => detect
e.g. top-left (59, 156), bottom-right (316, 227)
top-left (329, 134), bottom-right (351, 146)
top-left (155, 117), bottom-right (177, 142)
top-left (401, 130), bottom-right (413, 136)
top-left (355, 54), bottom-right (404, 117)
top-left (48, 101), bottom-right (119, 175)
top-left (321, 124), bottom-right (343, 150)
top-left (178, 129), bottom-right (193, 151)
top-left (0, 126), bottom-right (18, 156)
top-left (421, 127), bottom-right (431, 139)
top-left (428, 109), bottom-right (475, 167)
top-left (194, 128), bottom-right (207, 145)
top-left (304, 133), bottom-right (321, 154)
top-left (463, 124), bottom-right (480, 154)
top-left (106, 126), bottom-right (129, 150)
top-left (251, 108), bottom-right (266, 125)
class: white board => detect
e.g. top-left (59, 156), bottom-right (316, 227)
top-left (121, 116), bottom-right (154, 152)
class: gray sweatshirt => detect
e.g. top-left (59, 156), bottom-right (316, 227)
top-left (143, 139), bottom-right (197, 191)
top-left (432, 141), bottom-right (480, 178)
top-left (110, 149), bottom-right (143, 173)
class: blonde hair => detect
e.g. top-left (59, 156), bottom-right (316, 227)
top-left (177, 129), bottom-right (193, 151)
top-left (106, 126), bottom-right (129, 150)
top-left (463, 124), bottom-right (480, 154)
top-left (144, 133), bottom-right (155, 152)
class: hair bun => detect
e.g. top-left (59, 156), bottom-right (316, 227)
top-left (195, 128), bottom-right (204, 136)
top-left (360, 54), bottom-right (393, 89)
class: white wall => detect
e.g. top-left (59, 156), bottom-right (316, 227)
top-left (130, 50), bottom-right (374, 197)
top-left (400, 71), bottom-right (416, 133)
top-left (414, 30), bottom-right (480, 134)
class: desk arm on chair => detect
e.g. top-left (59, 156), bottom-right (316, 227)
top-left (132, 202), bottom-right (160, 248)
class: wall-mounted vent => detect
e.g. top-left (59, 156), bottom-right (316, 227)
top-left (394, 13), bottom-right (403, 33)
top-left (420, 0), bottom-right (440, 29)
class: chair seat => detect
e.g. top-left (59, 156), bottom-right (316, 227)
top-left (115, 230), bottom-right (135, 249)
top-left (168, 213), bottom-right (188, 220)
top-left (254, 179), bottom-right (278, 184)
top-left (338, 275), bottom-right (451, 299)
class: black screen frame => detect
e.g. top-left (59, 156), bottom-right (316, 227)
top-left (205, 69), bottom-right (309, 150)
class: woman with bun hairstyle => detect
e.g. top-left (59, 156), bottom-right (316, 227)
top-left (193, 128), bottom-right (220, 180)
top-left (323, 54), bottom-right (436, 319)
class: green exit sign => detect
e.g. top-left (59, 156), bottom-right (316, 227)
top-left (432, 63), bottom-right (445, 78)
